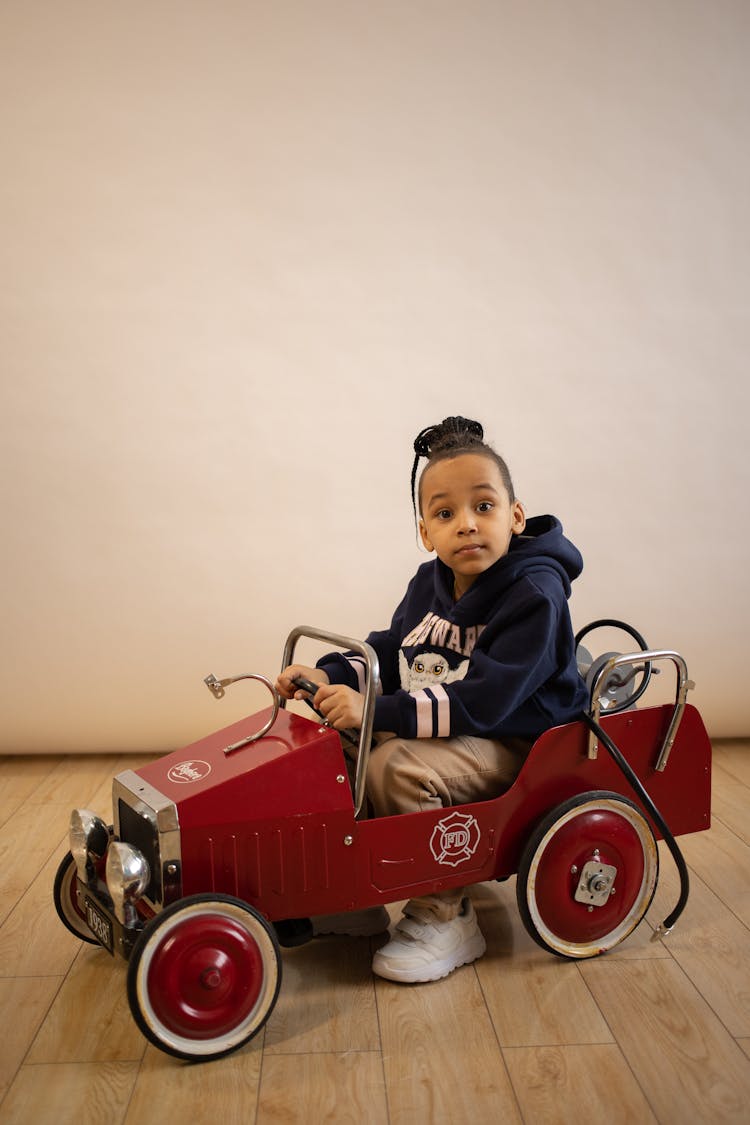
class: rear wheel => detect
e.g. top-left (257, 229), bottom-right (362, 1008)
top-left (127, 894), bottom-right (282, 1061)
top-left (53, 852), bottom-right (99, 944)
top-left (516, 791), bottom-right (658, 958)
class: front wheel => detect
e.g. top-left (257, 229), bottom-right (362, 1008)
top-left (53, 851), bottom-right (99, 944)
top-left (516, 791), bottom-right (659, 958)
top-left (127, 894), bottom-right (282, 1061)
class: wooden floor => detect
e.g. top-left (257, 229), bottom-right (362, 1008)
top-left (1, 741), bottom-right (749, 1124)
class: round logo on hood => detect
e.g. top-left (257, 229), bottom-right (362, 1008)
top-left (167, 759), bottom-right (212, 784)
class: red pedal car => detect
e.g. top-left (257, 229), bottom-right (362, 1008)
top-left (54, 622), bottom-right (711, 1061)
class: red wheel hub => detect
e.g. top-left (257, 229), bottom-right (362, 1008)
top-left (533, 808), bottom-right (646, 944)
top-left (146, 914), bottom-right (265, 1039)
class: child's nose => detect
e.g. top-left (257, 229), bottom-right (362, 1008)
top-left (458, 509), bottom-right (478, 532)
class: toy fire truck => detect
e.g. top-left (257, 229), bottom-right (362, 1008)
top-left (54, 623), bottom-right (711, 1060)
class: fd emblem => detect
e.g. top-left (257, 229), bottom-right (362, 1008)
top-left (430, 811), bottom-right (481, 867)
top-left (167, 759), bottom-right (212, 784)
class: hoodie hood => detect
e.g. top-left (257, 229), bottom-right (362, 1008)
top-left (435, 514), bottom-right (583, 614)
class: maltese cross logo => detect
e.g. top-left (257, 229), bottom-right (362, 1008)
top-left (429, 811), bottom-right (481, 867)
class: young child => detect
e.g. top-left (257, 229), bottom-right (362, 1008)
top-left (276, 416), bottom-right (588, 982)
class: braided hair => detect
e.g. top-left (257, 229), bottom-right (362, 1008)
top-left (411, 415), bottom-right (515, 519)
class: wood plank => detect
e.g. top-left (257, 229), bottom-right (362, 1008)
top-left (0, 838), bottom-right (82, 977)
top-left (0, 976), bottom-right (62, 1102)
top-left (0, 1061), bottom-right (140, 1125)
top-left (264, 936), bottom-right (380, 1054)
top-left (0, 803), bottom-right (70, 927)
top-left (472, 882), bottom-right (614, 1047)
top-left (0, 755), bottom-right (60, 828)
top-left (503, 1044), bottom-right (658, 1124)
top-left (580, 958), bottom-right (750, 1123)
top-left (26, 944), bottom-right (146, 1063)
top-left (678, 816), bottom-right (750, 928)
top-left (257, 1052), bottom-right (387, 1124)
top-left (124, 1042), bottom-right (263, 1123)
top-left (376, 965), bottom-right (522, 1123)
top-left (25, 754), bottom-right (122, 811)
top-left (644, 846), bottom-right (750, 1036)
top-left (712, 740), bottom-right (750, 788)
top-left (711, 759), bottom-right (750, 846)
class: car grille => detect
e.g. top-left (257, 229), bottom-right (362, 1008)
top-left (118, 799), bottom-right (162, 903)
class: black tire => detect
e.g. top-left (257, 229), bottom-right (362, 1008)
top-left (53, 852), bottom-right (99, 944)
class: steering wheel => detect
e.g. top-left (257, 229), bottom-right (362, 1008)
top-left (291, 675), bottom-right (359, 746)
top-left (575, 618), bottom-right (653, 714)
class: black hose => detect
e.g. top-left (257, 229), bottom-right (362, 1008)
top-left (580, 711), bottom-right (690, 934)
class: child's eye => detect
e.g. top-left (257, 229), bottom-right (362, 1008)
top-left (436, 509), bottom-right (452, 520)
top-left (477, 501), bottom-right (494, 513)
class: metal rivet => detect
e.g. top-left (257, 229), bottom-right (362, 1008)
top-left (343, 835), bottom-right (353, 846)
top-left (570, 865), bottom-right (578, 875)
top-left (336, 775), bottom-right (346, 784)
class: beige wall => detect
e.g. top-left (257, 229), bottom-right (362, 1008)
top-left (2, 1), bottom-right (748, 752)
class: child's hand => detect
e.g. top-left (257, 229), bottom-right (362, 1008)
top-left (315, 684), bottom-right (365, 731)
top-left (275, 665), bottom-right (330, 701)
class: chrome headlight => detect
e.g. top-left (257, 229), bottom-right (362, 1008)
top-left (106, 841), bottom-right (150, 925)
top-left (69, 809), bottom-right (110, 882)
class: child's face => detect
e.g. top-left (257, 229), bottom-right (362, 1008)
top-left (419, 453), bottom-right (526, 597)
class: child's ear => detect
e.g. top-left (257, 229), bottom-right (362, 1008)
top-left (419, 519), bottom-right (434, 552)
top-left (511, 501), bottom-right (526, 535)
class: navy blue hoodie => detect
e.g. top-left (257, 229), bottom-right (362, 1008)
top-left (318, 515), bottom-right (588, 742)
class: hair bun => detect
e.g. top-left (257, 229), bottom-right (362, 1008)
top-left (413, 416), bottom-right (483, 457)
top-left (413, 424), bottom-right (439, 457)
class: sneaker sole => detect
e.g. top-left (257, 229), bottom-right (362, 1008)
top-left (372, 930), bottom-right (486, 983)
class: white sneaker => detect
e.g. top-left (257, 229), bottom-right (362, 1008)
top-left (372, 898), bottom-right (486, 983)
top-left (312, 905), bottom-right (390, 937)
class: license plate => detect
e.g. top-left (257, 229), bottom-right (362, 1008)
top-left (85, 897), bottom-right (114, 954)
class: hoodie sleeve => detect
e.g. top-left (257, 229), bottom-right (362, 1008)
top-left (371, 578), bottom-right (569, 739)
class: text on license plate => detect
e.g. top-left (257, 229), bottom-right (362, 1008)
top-left (85, 898), bottom-right (114, 954)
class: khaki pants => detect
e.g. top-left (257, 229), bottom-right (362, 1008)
top-left (364, 732), bottom-right (530, 922)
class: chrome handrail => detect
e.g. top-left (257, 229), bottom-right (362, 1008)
top-left (587, 649), bottom-right (695, 771)
top-left (281, 625), bottom-right (381, 818)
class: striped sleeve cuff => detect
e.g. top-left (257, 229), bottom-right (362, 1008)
top-left (413, 685), bottom-right (451, 737)
top-left (373, 686), bottom-right (451, 739)
top-left (345, 655), bottom-right (382, 695)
